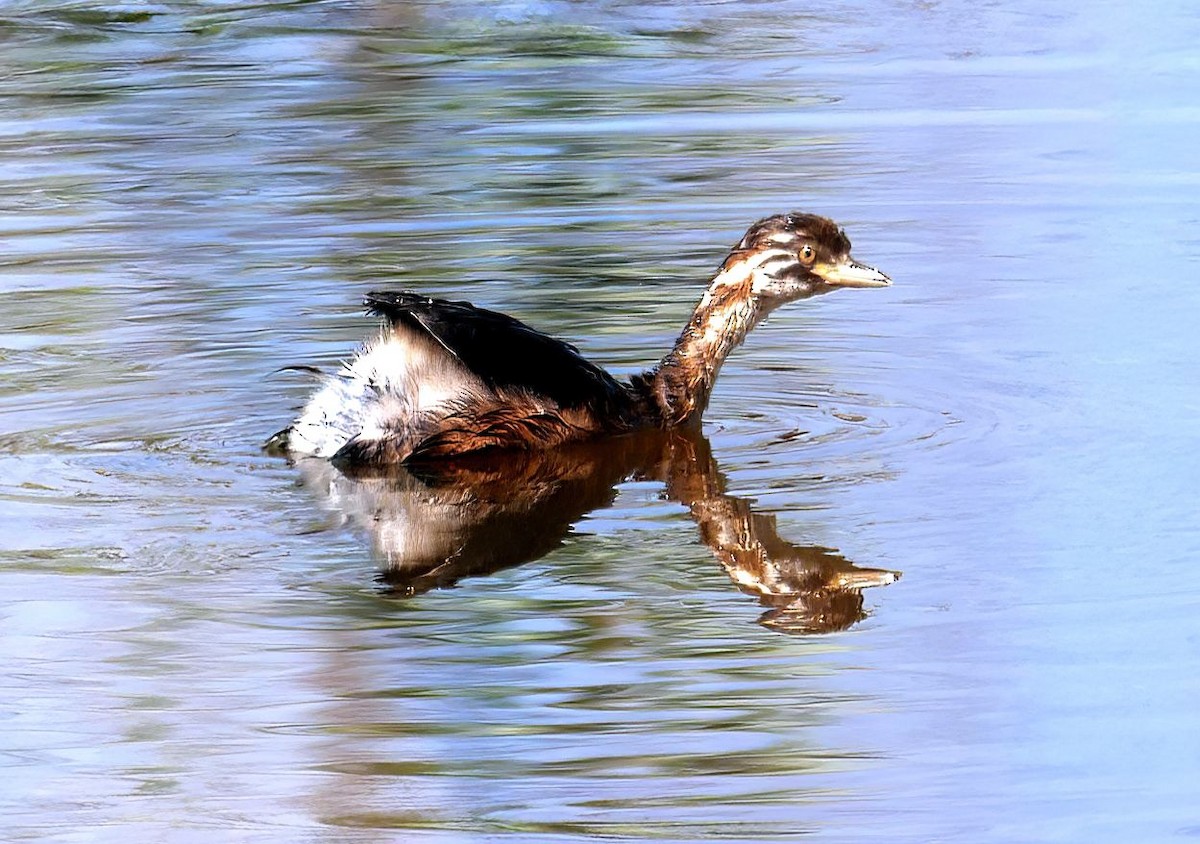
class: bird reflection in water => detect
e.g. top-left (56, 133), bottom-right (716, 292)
top-left (291, 429), bottom-right (898, 634)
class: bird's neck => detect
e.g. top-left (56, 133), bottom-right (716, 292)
top-left (644, 263), bottom-right (770, 426)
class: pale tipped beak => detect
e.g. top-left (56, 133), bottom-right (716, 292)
top-left (817, 256), bottom-right (892, 289)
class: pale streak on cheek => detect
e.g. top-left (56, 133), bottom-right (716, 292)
top-left (750, 260), bottom-right (795, 297)
top-left (708, 249), bottom-right (794, 303)
top-left (749, 275), bottom-right (773, 297)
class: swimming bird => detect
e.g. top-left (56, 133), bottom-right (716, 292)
top-left (273, 212), bottom-right (890, 464)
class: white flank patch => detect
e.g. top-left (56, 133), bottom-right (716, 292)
top-left (287, 326), bottom-right (489, 458)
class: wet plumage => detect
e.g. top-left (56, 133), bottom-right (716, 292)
top-left (272, 212), bottom-right (890, 465)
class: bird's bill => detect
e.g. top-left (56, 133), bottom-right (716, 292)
top-left (817, 257), bottom-right (892, 288)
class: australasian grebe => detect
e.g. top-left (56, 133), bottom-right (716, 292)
top-left (273, 212), bottom-right (890, 464)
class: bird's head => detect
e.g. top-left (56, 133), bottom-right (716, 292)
top-left (723, 212), bottom-right (891, 304)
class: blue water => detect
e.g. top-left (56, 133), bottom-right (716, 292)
top-left (2, 1), bottom-right (1198, 841)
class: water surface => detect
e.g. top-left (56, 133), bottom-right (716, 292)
top-left (2, 1), bottom-right (1199, 841)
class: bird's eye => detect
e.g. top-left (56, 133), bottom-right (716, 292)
top-left (799, 244), bottom-right (816, 265)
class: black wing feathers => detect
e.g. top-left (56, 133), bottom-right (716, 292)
top-left (364, 291), bottom-right (629, 414)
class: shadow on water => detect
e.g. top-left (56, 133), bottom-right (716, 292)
top-left (287, 429), bottom-right (899, 634)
